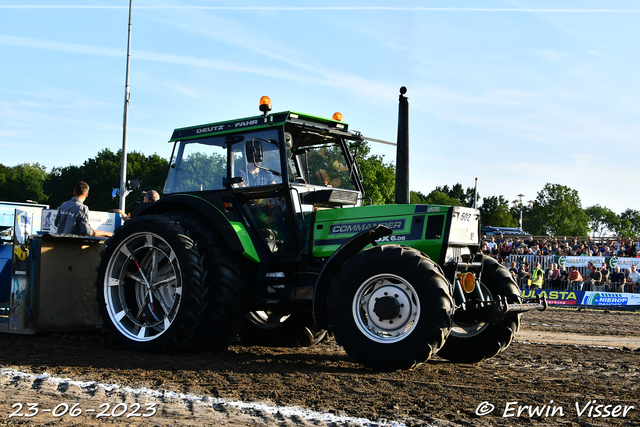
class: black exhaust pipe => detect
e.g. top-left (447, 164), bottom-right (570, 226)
top-left (395, 86), bottom-right (410, 204)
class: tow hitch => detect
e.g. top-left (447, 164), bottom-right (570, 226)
top-left (453, 295), bottom-right (547, 326)
top-left (500, 295), bottom-right (548, 313)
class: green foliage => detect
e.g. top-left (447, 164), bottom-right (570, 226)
top-left (423, 190), bottom-right (461, 206)
top-left (528, 183), bottom-right (590, 236)
top-left (412, 183), bottom-right (477, 207)
top-left (79, 149), bottom-right (122, 211)
top-left (127, 151), bottom-right (170, 197)
top-left (44, 149), bottom-right (169, 212)
top-left (0, 163), bottom-right (48, 205)
top-left (434, 183), bottom-right (477, 207)
top-left (358, 152), bottom-right (395, 205)
top-left (44, 164), bottom-right (85, 210)
top-left (585, 204), bottom-right (619, 237)
top-left (174, 151), bottom-right (226, 192)
top-left (1, 146), bottom-right (635, 242)
top-left (615, 209), bottom-right (640, 237)
top-left (410, 191), bottom-right (428, 204)
top-left (479, 196), bottom-right (518, 227)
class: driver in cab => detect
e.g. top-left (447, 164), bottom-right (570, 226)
top-left (238, 138), bottom-right (279, 187)
top-left (240, 161), bottom-right (276, 187)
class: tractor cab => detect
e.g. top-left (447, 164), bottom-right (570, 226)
top-left (163, 97), bottom-right (365, 260)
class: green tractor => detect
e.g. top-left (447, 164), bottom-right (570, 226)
top-left (96, 89), bottom-right (545, 371)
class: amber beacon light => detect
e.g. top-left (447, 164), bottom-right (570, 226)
top-left (259, 96), bottom-right (272, 116)
top-left (332, 112), bottom-right (343, 121)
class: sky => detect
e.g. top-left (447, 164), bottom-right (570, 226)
top-left (1, 1), bottom-right (639, 217)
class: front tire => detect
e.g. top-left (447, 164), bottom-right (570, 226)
top-left (326, 245), bottom-right (453, 371)
top-left (437, 255), bottom-right (521, 363)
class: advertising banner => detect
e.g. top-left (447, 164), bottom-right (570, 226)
top-left (522, 289), bottom-right (640, 307)
top-left (0, 202), bottom-right (47, 242)
top-left (581, 292), bottom-right (640, 307)
top-left (557, 256), bottom-right (605, 268)
top-left (41, 209), bottom-right (118, 234)
top-left (607, 257), bottom-right (640, 270)
top-left (508, 254), bottom-right (640, 272)
top-left (521, 289), bottom-right (582, 306)
top-left (10, 209), bottom-right (32, 331)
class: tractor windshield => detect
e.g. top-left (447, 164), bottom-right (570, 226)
top-left (164, 129), bottom-right (282, 194)
top-left (286, 128), bottom-right (361, 192)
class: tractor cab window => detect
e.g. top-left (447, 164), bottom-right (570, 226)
top-left (286, 130), bottom-right (358, 191)
top-left (233, 131), bottom-right (282, 188)
top-left (165, 138), bottom-right (228, 193)
top-left (164, 129), bottom-right (282, 194)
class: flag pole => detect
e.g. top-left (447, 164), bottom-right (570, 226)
top-left (118, 0), bottom-right (133, 212)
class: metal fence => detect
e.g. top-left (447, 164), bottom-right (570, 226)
top-left (504, 255), bottom-right (628, 292)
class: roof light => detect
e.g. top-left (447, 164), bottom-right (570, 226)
top-left (259, 96), bottom-right (272, 116)
top-left (332, 112), bottom-right (343, 121)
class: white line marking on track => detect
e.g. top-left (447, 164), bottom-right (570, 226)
top-left (0, 368), bottom-right (414, 427)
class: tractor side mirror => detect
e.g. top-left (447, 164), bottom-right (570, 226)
top-left (284, 132), bottom-right (293, 150)
top-left (246, 139), bottom-right (264, 164)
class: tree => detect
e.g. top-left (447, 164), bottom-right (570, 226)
top-left (479, 196), bottom-right (518, 227)
top-left (410, 191), bottom-right (428, 204)
top-left (528, 183), bottom-right (589, 236)
top-left (44, 164), bottom-right (85, 210)
top-left (0, 165), bottom-right (6, 189)
top-left (126, 151), bottom-right (170, 198)
top-left (423, 190), bottom-right (461, 206)
top-left (355, 143), bottom-right (395, 205)
top-left (174, 151), bottom-right (226, 192)
top-left (585, 205), bottom-right (619, 238)
top-left (434, 183), bottom-right (477, 207)
top-left (0, 163), bottom-right (48, 205)
top-left (44, 149), bottom-right (169, 212)
top-left (615, 209), bottom-right (640, 237)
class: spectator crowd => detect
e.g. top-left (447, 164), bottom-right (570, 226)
top-left (481, 234), bottom-right (640, 293)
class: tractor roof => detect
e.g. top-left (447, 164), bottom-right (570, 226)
top-left (169, 111), bottom-right (350, 142)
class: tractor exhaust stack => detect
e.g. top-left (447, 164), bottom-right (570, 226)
top-left (395, 86), bottom-right (410, 204)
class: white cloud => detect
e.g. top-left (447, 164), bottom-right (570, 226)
top-left (0, 34), bottom-right (122, 56)
top-left (0, 32), bottom-right (392, 101)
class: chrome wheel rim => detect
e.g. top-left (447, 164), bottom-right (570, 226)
top-left (352, 274), bottom-right (420, 344)
top-left (103, 232), bottom-right (182, 342)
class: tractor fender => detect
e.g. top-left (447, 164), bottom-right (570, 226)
top-left (312, 225), bottom-right (393, 329)
top-left (132, 194), bottom-right (260, 263)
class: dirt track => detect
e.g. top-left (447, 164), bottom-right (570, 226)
top-left (1, 308), bottom-right (639, 426)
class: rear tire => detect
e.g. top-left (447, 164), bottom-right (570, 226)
top-left (168, 214), bottom-right (251, 353)
top-left (97, 214), bottom-right (250, 353)
top-left (239, 311), bottom-right (328, 347)
top-left (96, 215), bottom-right (209, 352)
top-left (437, 255), bottom-right (521, 363)
top-left (327, 245), bottom-right (452, 371)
